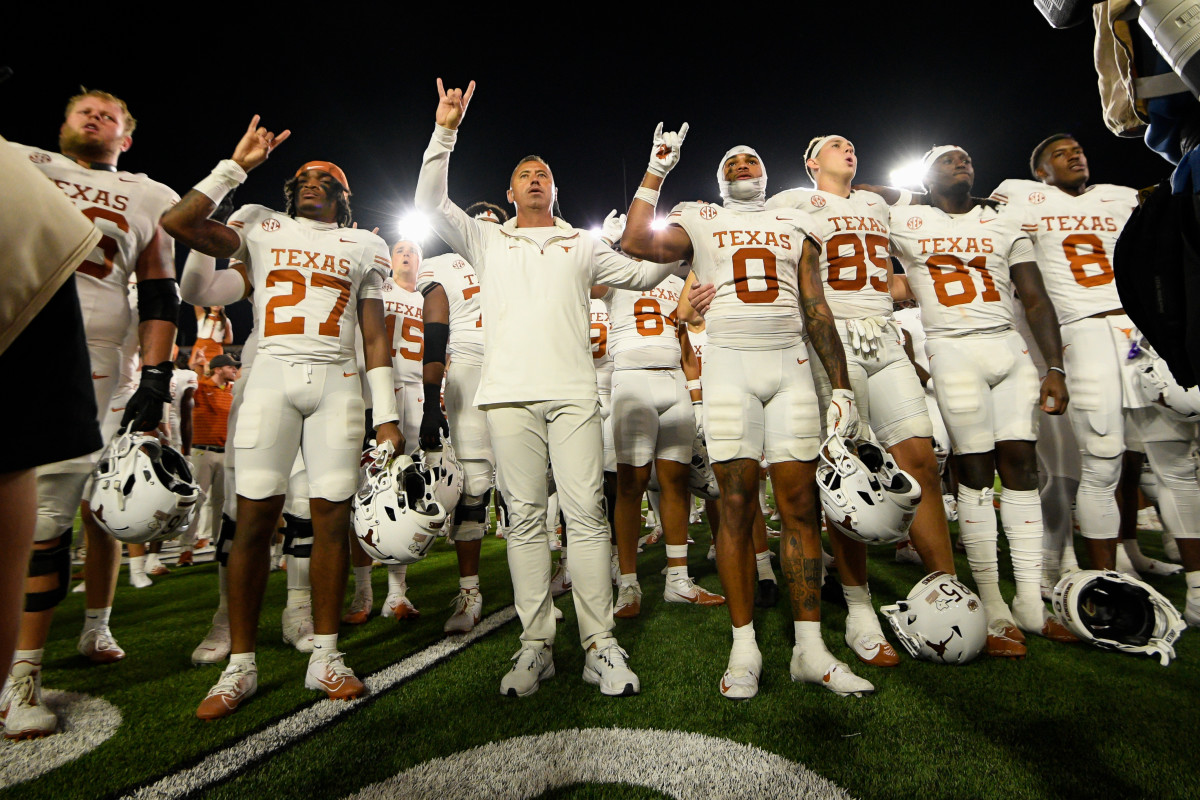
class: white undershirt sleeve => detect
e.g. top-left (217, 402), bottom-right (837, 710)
top-left (178, 250), bottom-right (247, 306)
top-left (414, 125), bottom-right (486, 269)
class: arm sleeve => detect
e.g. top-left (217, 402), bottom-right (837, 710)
top-left (1009, 235), bottom-right (1036, 265)
top-left (179, 250), bottom-right (247, 306)
top-left (414, 126), bottom-right (486, 268)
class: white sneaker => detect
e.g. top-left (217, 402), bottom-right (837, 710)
top-left (550, 562), bottom-right (572, 597)
top-left (2, 664), bottom-right (56, 739)
top-left (719, 646), bottom-right (762, 700)
top-left (707, 544), bottom-right (717, 562)
top-left (583, 640), bottom-right (640, 696)
top-left (1137, 506), bottom-right (1163, 531)
top-left (78, 625), bottom-right (125, 664)
top-left (341, 588), bottom-right (373, 625)
top-left (664, 576), bottom-right (725, 606)
top-left (1138, 557), bottom-right (1184, 576)
top-left (845, 618), bottom-right (900, 667)
top-left (942, 493), bottom-right (958, 522)
top-left (614, 580), bottom-right (642, 619)
top-left (769, 509), bottom-right (781, 522)
top-left (790, 646), bottom-right (874, 697)
top-left (381, 592), bottom-right (420, 620)
top-left (305, 650), bottom-right (365, 700)
top-left (499, 644), bottom-right (554, 698)
top-left (894, 542), bottom-right (924, 566)
top-left (192, 619), bottom-right (232, 665)
top-left (444, 588), bottom-right (483, 634)
top-left (281, 604), bottom-right (315, 653)
top-left (196, 662), bottom-right (258, 720)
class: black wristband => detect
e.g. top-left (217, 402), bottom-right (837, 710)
top-left (424, 383), bottom-right (443, 412)
top-left (424, 322), bottom-right (449, 366)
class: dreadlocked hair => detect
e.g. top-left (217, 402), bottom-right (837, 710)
top-left (283, 175), bottom-right (353, 227)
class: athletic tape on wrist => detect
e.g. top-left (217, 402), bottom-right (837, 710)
top-left (193, 159), bottom-right (247, 205)
top-left (685, 379), bottom-right (702, 392)
top-left (366, 366), bottom-right (399, 426)
top-left (634, 186), bottom-right (660, 207)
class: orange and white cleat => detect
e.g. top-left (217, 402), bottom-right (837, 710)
top-left (664, 576), bottom-right (725, 606)
top-left (196, 662), bottom-right (257, 720)
top-left (381, 592), bottom-right (420, 620)
top-left (78, 626), bottom-right (125, 664)
top-left (986, 620), bottom-right (1028, 658)
top-left (305, 650), bottom-right (365, 701)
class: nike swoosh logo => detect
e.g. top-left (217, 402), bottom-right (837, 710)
top-left (866, 202), bottom-right (878, 207)
top-left (1022, 349), bottom-right (1029, 354)
top-left (775, 216), bottom-right (791, 221)
top-left (980, 219), bottom-right (995, 224)
top-left (110, 407), bottom-right (123, 413)
top-left (92, 372), bottom-right (109, 379)
top-left (343, 371), bottom-right (358, 378)
top-left (117, 176), bottom-right (137, 183)
top-left (797, 358), bottom-right (808, 365)
top-left (340, 238), bottom-right (355, 243)
top-left (720, 677), bottom-right (734, 694)
top-left (1100, 199), bottom-right (1117, 203)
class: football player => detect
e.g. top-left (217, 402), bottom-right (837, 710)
top-left (415, 80), bottom-right (687, 698)
top-left (992, 135), bottom-right (1200, 623)
top-left (621, 127), bottom-right (870, 699)
top-left (3, 90), bottom-right (179, 739)
top-left (766, 135), bottom-right (957, 668)
top-left (161, 116), bottom-right (402, 718)
top-left (890, 146), bottom-right (1076, 655)
top-left (413, 203), bottom-right (505, 633)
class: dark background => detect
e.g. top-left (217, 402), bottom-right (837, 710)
top-left (1, 5), bottom-right (1172, 345)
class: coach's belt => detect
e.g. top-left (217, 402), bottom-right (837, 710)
top-left (194, 444), bottom-right (225, 453)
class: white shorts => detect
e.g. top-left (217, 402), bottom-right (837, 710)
top-left (1126, 404), bottom-right (1200, 449)
top-left (925, 331), bottom-right (1040, 455)
top-left (282, 451), bottom-right (311, 520)
top-left (925, 390), bottom-right (951, 464)
top-left (702, 342), bottom-right (822, 464)
top-left (611, 368), bottom-right (694, 466)
top-left (599, 391), bottom-right (616, 473)
top-left (809, 318), bottom-right (932, 448)
top-left (445, 361), bottom-right (495, 497)
top-left (396, 380), bottom-right (424, 456)
top-left (1062, 315), bottom-right (1148, 459)
top-left (234, 354), bottom-right (365, 502)
top-left (222, 371), bottom-right (248, 519)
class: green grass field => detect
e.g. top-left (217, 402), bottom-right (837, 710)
top-left (3, 513), bottom-right (1198, 800)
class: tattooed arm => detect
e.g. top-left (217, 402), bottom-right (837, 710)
top-left (798, 239), bottom-right (850, 391)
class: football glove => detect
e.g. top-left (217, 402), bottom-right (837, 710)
top-left (647, 122), bottom-right (689, 177)
top-left (120, 361), bottom-right (173, 433)
top-left (826, 388), bottom-right (860, 439)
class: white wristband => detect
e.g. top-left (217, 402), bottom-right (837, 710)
top-left (634, 186), bottom-right (660, 207)
top-left (366, 366), bottom-right (399, 427)
top-left (894, 188), bottom-right (914, 206)
top-left (685, 379), bottom-right (702, 392)
top-left (193, 159), bottom-right (247, 205)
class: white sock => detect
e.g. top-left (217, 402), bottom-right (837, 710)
top-left (758, 482), bottom-right (769, 514)
top-left (1122, 537), bottom-right (1154, 571)
top-left (999, 487), bottom-right (1045, 618)
top-left (311, 634), bottom-right (337, 657)
top-left (286, 588), bottom-right (311, 609)
top-left (84, 607), bottom-right (112, 630)
top-left (216, 565), bottom-right (229, 614)
top-left (842, 583), bottom-right (875, 626)
top-left (11, 649), bottom-right (43, 677)
top-left (958, 487), bottom-right (1009, 621)
top-left (755, 550), bottom-right (775, 581)
top-left (731, 622), bottom-right (758, 659)
top-left (145, 553), bottom-right (162, 571)
top-left (353, 566), bottom-right (372, 592)
top-left (619, 572), bottom-right (638, 588)
top-left (793, 620), bottom-right (825, 654)
top-left (387, 564), bottom-right (408, 596)
top-left (1115, 542), bottom-right (1137, 574)
top-left (1060, 537), bottom-right (1080, 574)
top-left (459, 575), bottom-right (480, 592)
top-left (1186, 571), bottom-right (1200, 595)
top-left (130, 555), bottom-right (147, 577)
top-left (229, 651), bottom-right (256, 669)
top-left (666, 566), bottom-right (689, 582)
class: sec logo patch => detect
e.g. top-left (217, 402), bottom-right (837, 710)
top-left (29, 152), bottom-right (51, 164)
top-left (261, 218), bottom-right (281, 232)
top-left (452, 260), bottom-right (466, 269)
top-left (810, 195), bottom-right (826, 209)
top-left (699, 206), bottom-right (717, 220)
top-left (906, 217), bottom-right (923, 230)
top-left (1027, 192), bottom-right (1045, 205)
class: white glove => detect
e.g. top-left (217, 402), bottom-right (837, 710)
top-left (826, 388), bottom-right (860, 439)
top-left (846, 317), bottom-right (884, 358)
top-left (600, 209), bottom-right (626, 246)
top-left (647, 122), bottom-right (689, 177)
top-left (693, 400), bottom-right (704, 437)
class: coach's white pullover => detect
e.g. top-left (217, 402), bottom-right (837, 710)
top-left (416, 125), bottom-right (684, 407)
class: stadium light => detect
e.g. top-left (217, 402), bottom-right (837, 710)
top-left (650, 217), bottom-right (668, 231)
top-left (889, 158), bottom-right (927, 189)
top-left (396, 210), bottom-right (432, 243)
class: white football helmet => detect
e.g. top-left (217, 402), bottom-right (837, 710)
top-left (1135, 352), bottom-right (1200, 421)
top-left (352, 444), bottom-right (455, 565)
top-left (1052, 570), bottom-right (1185, 666)
top-left (880, 572), bottom-right (987, 665)
top-left (422, 438), bottom-right (465, 514)
top-left (817, 431), bottom-right (921, 545)
top-left (89, 432), bottom-right (200, 544)
top-left (688, 433), bottom-right (720, 501)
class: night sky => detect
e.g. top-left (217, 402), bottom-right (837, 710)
top-left (1, 5), bottom-right (1174, 345)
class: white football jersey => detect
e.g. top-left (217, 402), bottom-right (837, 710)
top-left (381, 279), bottom-right (424, 385)
top-left (668, 202), bottom-right (818, 350)
top-left (590, 298), bottom-right (613, 394)
top-left (889, 204), bottom-right (1034, 338)
top-left (766, 188), bottom-right (894, 319)
top-left (989, 179), bottom-right (1136, 324)
top-left (11, 143), bottom-right (178, 348)
top-left (687, 325), bottom-right (707, 375)
top-left (227, 205), bottom-right (388, 365)
top-left (603, 273), bottom-right (685, 370)
top-left (415, 252), bottom-right (484, 367)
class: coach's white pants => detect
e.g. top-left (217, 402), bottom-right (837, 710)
top-left (486, 399), bottom-right (612, 649)
top-left (190, 448), bottom-right (225, 546)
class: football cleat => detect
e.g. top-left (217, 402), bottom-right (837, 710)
top-left (147, 555), bottom-right (170, 576)
top-left (196, 662), bottom-right (257, 720)
top-left (845, 619), bottom-right (900, 667)
top-left (986, 620), bottom-right (1028, 658)
top-left (341, 588), bottom-right (373, 625)
top-left (305, 650), bottom-right (365, 700)
top-left (755, 578), bottom-right (779, 608)
top-left (641, 527), bottom-right (663, 546)
top-left (444, 588), bottom-right (483, 634)
top-left (894, 541), bottom-right (924, 566)
top-left (1036, 615), bottom-right (1080, 643)
top-left (381, 592), bottom-right (420, 620)
top-left (78, 626), bottom-right (125, 664)
top-left (500, 644), bottom-right (554, 698)
top-left (789, 647), bottom-right (875, 697)
top-left (719, 646), bottom-right (762, 701)
top-left (614, 581), bottom-right (642, 619)
top-left (191, 620), bottom-right (232, 665)
top-left (583, 640), bottom-right (640, 696)
top-left (176, 550), bottom-right (194, 567)
top-left (550, 561), bottom-right (572, 597)
top-left (282, 604), bottom-right (315, 653)
top-left (129, 570), bottom-right (152, 589)
top-left (707, 544), bottom-right (716, 562)
top-left (2, 664), bottom-right (57, 739)
top-left (1139, 558), bottom-right (1184, 577)
top-left (664, 576), bottom-right (725, 606)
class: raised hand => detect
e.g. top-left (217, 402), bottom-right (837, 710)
top-left (231, 115), bottom-right (290, 172)
top-left (436, 78), bottom-right (476, 130)
top-left (647, 122), bottom-right (689, 177)
top-left (600, 209), bottom-right (626, 246)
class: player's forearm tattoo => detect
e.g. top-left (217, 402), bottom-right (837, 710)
top-left (803, 299), bottom-right (851, 389)
top-left (1024, 298), bottom-right (1064, 369)
top-left (162, 190), bottom-right (237, 257)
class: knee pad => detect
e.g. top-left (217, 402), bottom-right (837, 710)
top-left (282, 513), bottom-right (314, 558)
top-left (25, 531), bottom-right (72, 613)
top-left (454, 491), bottom-right (491, 524)
top-left (216, 513), bottom-right (236, 566)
